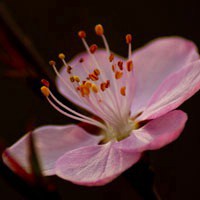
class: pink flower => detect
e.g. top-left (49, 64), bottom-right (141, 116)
top-left (3, 24), bottom-right (200, 186)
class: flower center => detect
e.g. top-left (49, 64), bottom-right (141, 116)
top-left (41, 24), bottom-right (138, 143)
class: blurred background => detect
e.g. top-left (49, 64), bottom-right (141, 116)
top-left (0, 0), bottom-right (200, 199)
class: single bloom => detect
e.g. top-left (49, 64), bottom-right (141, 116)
top-left (3, 24), bottom-right (200, 186)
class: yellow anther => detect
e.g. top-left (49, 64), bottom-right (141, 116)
top-left (49, 60), bottom-right (56, 66)
top-left (127, 60), bottom-right (133, 72)
top-left (95, 24), bottom-right (104, 36)
top-left (74, 76), bottom-right (80, 83)
top-left (85, 81), bottom-right (92, 88)
top-left (70, 76), bottom-right (75, 82)
top-left (94, 68), bottom-right (100, 76)
top-left (58, 53), bottom-right (65, 60)
top-left (91, 84), bottom-right (98, 93)
top-left (41, 86), bottom-right (50, 97)
top-left (120, 86), bottom-right (126, 96)
top-left (125, 34), bottom-right (132, 44)
top-left (115, 71), bottom-right (123, 79)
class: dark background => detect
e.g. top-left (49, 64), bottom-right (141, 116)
top-left (0, 0), bottom-right (200, 199)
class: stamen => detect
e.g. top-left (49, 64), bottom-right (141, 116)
top-left (105, 80), bottom-right (110, 88)
top-left (125, 34), bottom-right (132, 60)
top-left (127, 60), bottom-right (133, 72)
top-left (58, 53), bottom-right (71, 73)
top-left (120, 86), bottom-right (126, 96)
top-left (70, 76), bottom-right (75, 82)
top-left (94, 68), bottom-right (100, 76)
top-left (118, 61), bottom-right (123, 70)
top-left (78, 30), bottom-right (100, 70)
top-left (80, 85), bottom-right (90, 97)
top-left (95, 24), bottom-right (104, 36)
top-left (41, 86), bottom-right (50, 97)
top-left (58, 53), bottom-right (65, 60)
top-left (49, 60), bottom-right (81, 99)
top-left (74, 76), bottom-right (80, 83)
top-left (109, 53), bottom-right (114, 62)
top-left (78, 30), bottom-right (86, 38)
top-left (41, 79), bottom-right (50, 87)
top-left (46, 94), bottom-right (106, 130)
top-left (66, 65), bottom-right (72, 74)
top-left (112, 64), bottom-right (115, 72)
top-left (89, 44), bottom-right (98, 54)
top-left (94, 24), bottom-right (110, 55)
top-left (49, 60), bottom-right (56, 66)
top-left (125, 34), bottom-right (132, 44)
top-left (100, 82), bottom-right (107, 91)
top-left (115, 71), bottom-right (123, 79)
top-left (91, 84), bottom-right (98, 93)
top-left (84, 81), bottom-right (92, 88)
top-left (89, 73), bottom-right (99, 81)
top-left (48, 89), bottom-right (105, 128)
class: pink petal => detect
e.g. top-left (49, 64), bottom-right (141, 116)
top-left (131, 37), bottom-right (199, 116)
top-left (56, 50), bottom-right (124, 114)
top-left (116, 110), bottom-right (187, 152)
top-left (140, 60), bottom-right (200, 120)
top-left (55, 142), bottom-right (141, 186)
top-left (3, 125), bottom-right (101, 175)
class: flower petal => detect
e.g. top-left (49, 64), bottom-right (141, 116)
top-left (140, 60), bottom-right (200, 120)
top-left (116, 110), bottom-right (187, 152)
top-left (55, 142), bottom-right (141, 186)
top-left (131, 37), bottom-right (199, 115)
top-left (3, 125), bottom-right (101, 175)
top-left (56, 50), bottom-right (124, 114)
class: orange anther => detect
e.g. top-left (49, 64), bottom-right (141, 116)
top-left (120, 87), bottom-right (126, 96)
top-left (94, 68), bottom-right (100, 76)
top-left (100, 82), bottom-right (107, 91)
top-left (115, 71), bottom-right (123, 79)
top-left (89, 73), bottom-right (99, 81)
top-left (95, 24), bottom-right (104, 36)
top-left (125, 34), bottom-right (132, 44)
top-left (90, 44), bottom-right (98, 54)
top-left (80, 85), bottom-right (90, 97)
top-left (127, 60), bottom-right (133, 72)
top-left (112, 65), bottom-right (115, 72)
top-left (41, 86), bottom-right (50, 97)
top-left (78, 30), bottom-right (86, 38)
top-left (109, 53), bottom-right (114, 62)
top-left (105, 80), bottom-right (110, 88)
top-left (118, 61), bottom-right (123, 70)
